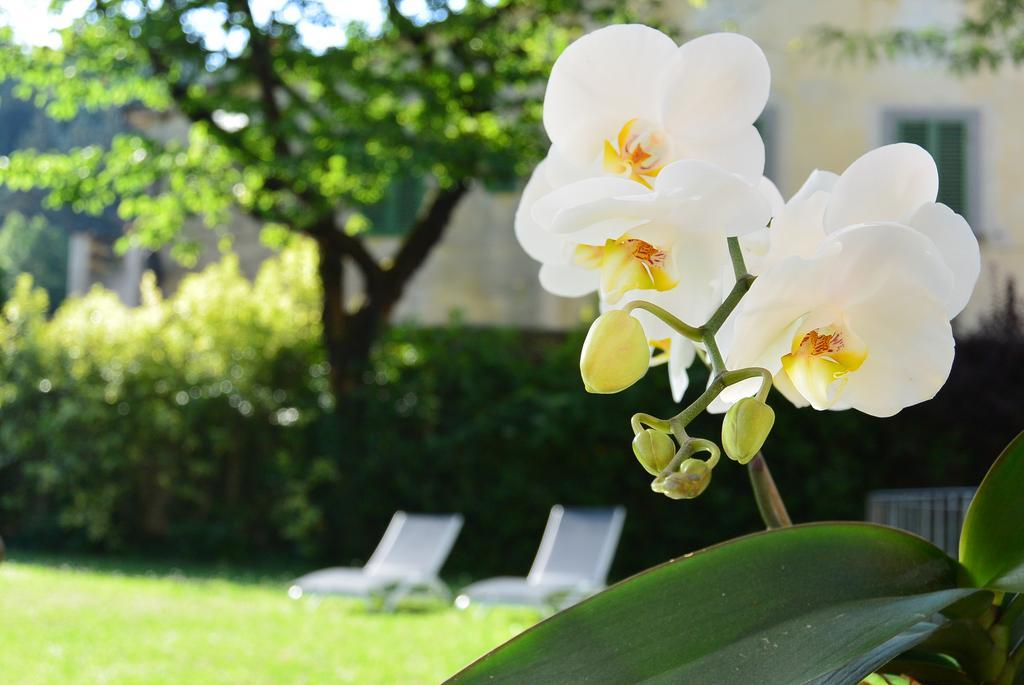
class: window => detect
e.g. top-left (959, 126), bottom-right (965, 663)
top-left (884, 111), bottom-right (978, 224)
top-left (364, 175), bottom-right (426, 236)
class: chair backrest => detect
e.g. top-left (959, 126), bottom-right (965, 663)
top-left (866, 487), bottom-right (976, 558)
top-left (527, 505), bottom-right (626, 586)
top-left (364, 511), bottom-right (464, 578)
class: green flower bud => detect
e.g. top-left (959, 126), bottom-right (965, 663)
top-left (632, 429), bottom-right (676, 476)
top-left (651, 458), bottom-right (712, 500)
top-left (579, 310), bottom-right (650, 394)
top-left (722, 397), bottom-right (775, 465)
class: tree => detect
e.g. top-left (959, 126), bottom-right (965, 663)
top-left (0, 0), bottom-right (645, 404)
top-left (815, 0), bottom-right (1024, 72)
top-left (0, 212), bottom-right (69, 308)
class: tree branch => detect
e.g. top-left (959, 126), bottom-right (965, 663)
top-left (382, 181), bottom-right (469, 299)
top-left (235, 0), bottom-right (289, 158)
top-left (310, 223), bottom-right (383, 285)
top-left (141, 34), bottom-right (382, 283)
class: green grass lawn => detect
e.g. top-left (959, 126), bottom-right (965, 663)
top-left (0, 554), bottom-right (540, 684)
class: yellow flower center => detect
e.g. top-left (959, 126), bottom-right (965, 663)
top-left (650, 337), bottom-right (671, 366)
top-left (780, 322), bottom-right (868, 410)
top-left (573, 237), bottom-right (678, 303)
top-left (603, 118), bottom-right (669, 188)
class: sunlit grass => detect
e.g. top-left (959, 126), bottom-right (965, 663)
top-left (0, 555), bottom-right (539, 684)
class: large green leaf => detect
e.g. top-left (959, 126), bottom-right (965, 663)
top-left (807, 620), bottom-right (946, 685)
top-left (960, 431), bottom-right (1024, 591)
top-left (447, 523), bottom-right (981, 685)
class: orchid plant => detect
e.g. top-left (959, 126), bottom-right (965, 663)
top-left (449, 25), bottom-right (1024, 685)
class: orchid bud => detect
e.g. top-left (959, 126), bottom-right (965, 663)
top-left (579, 310), bottom-right (650, 394)
top-left (652, 458), bottom-right (712, 500)
top-left (632, 429), bottom-right (675, 476)
top-left (722, 397), bottom-right (775, 465)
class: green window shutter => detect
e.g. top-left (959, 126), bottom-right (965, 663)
top-left (365, 176), bottom-right (426, 236)
top-left (895, 119), bottom-right (930, 148)
top-left (934, 121), bottom-right (967, 218)
top-left (893, 117), bottom-right (969, 219)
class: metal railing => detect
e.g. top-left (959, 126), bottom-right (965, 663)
top-left (866, 487), bottom-right (977, 558)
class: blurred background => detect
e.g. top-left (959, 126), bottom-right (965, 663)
top-left (0, 1), bottom-right (1021, 683)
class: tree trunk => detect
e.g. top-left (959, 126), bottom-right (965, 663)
top-left (314, 236), bottom-right (389, 413)
top-left (314, 183), bottom-right (469, 407)
top-left (315, 234), bottom-right (353, 399)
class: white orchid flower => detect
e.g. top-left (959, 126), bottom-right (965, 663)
top-left (725, 224), bottom-right (964, 417)
top-left (521, 159), bottom-right (771, 307)
top-left (542, 25), bottom-right (770, 187)
top-left (747, 143), bottom-right (979, 305)
top-left (515, 26), bottom-right (771, 300)
top-left (719, 143), bottom-right (980, 417)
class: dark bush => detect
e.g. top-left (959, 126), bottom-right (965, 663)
top-left (1, 244), bottom-right (1020, 580)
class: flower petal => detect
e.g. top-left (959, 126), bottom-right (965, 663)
top-left (538, 263), bottom-right (599, 298)
top-left (669, 335), bottom-right (696, 402)
top-left (823, 223), bottom-right (954, 311)
top-left (758, 176), bottom-right (785, 215)
top-left (660, 32), bottom-right (770, 139)
top-left (653, 159), bottom-right (772, 237)
top-left (543, 25), bottom-right (678, 166)
top-left (824, 143), bottom-right (939, 232)
top-left (673, 124), bottom-right (765, 182)
top-left (752, 189), bottom-right (830, 274)
top-left (905, 202), bottom-right (980, 317)
top-left (725, 252), bottom-right (835, 375)
top-left (790, 169), bottom-right (838, 204)
top-left (531, 176), bottom-right (651, 243)
top-left (543, 144), bottom-right (591, 187)
top-left (842, 279), bottom-right (955, 417)
top-left (772, 369), bottom-right (811, 409)
top-left (514, 158), bottom-right (564, 263)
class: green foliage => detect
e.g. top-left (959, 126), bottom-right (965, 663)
top-left (959, 431), bottom-right (1024, 591)
top-left (0, 239), bottom-right (332, 551)
top-left (0, 211), bottom-right (68, 307)
top-left (0, 1), bottom-right (659, 397)
top-left (0, 1), bottom-right (649, 244)
top-left (815, 0), bottom-right (1024, 73)
top-left (0, 247), bottom-right (1021, 575)
top-left (448, 524), bottom-right (980, 684)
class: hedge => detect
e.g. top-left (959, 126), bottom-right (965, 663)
top-left (1, 240), bottom-right (1020, 579)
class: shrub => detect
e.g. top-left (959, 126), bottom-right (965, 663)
top-left (0, 240), bottom-right (333, 555)
top-left (1, 242), bottom-right (1020, 579)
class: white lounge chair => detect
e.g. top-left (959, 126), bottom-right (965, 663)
top-left (455, 505), bottom-right (626, 612)
top-left (288, 511), bottom-right (463, 610)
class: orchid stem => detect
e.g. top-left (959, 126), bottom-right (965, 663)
top-left (623, 301), bottom-right (703, 342)
top-left (702, 332), bottom-right (726, 378)
top-left (701, 236), bottom-right (755, 337)
top-left (727, 235), bottom-right (748, 280)
top-left (671, 367), bottom-right (771, 429)
top-left (631, 412), bottom-right (672, 435)
top-left (703, 274), bottom-right (754, 334)
top-left (748, 452), bottom-right (793, 529)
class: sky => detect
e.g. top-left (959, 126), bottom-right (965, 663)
top-left (0, 0), bottom-right (454, 51)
